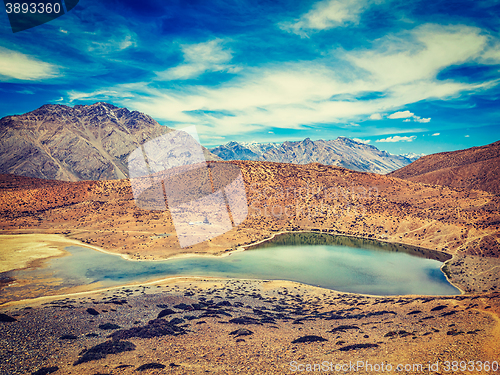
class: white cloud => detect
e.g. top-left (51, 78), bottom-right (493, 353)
top-left (347, 24), bottom-right (487, 88)
top-left (465, 135), bottom-right (470, 137)
top-left (389, 110), bottom-right (431, 123)
top-left (157, 39), bottom-right (234, 80)
top-left (369, 113), bottom-right (383, 120)
top-left (415, 117), bottom-right (431, 123)
top-left (388, 110), bottom-right (414, 119)
top-left (431, 132), bottom-right (440, 136)
top-left (280, 0), bottom-right (379, 36)
top-left (0, 48), bottom-right (58, 81)
top-left (376, 135), bottom-right (417, 142)
top-left (71, 24), bottom-right (497, 139)
top-left (353, 138), bottom-right (371, 144)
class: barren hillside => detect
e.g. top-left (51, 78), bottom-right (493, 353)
top-left (389, 140), bottom-right (500, 195)
top-left (1, 160), bottom-right (499, 259)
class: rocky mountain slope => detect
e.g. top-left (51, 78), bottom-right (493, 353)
top-left (389, 140), bottom-right (500, 195)
top-left (0, 102), bottom-right (218, 181)
top-left (210, 137), bottom-right (415, 174)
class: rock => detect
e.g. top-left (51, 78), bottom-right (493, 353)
top-left (59, 334), bottom-right (77, 340)
top-left (74, 340), bottom-right (136, 365)
top-left (98, 323), bottom-right (121, 330)
top-left (229, 329), bottom-right (253, 337)
top-left (157, 309), bottom-right (176, 318)
top-left (136, 363), bottom-right (166, 371)
top-left (86, 308), bottom-right (99, 316)
top-left (430, 305), bottom-right (448, 311)
top-left (292, 335), bottom-right (328, 343)
top-left (228, 316), bottom-right (262, 325)
top-left (32, 366), bottom-right (59, 375)
top-left (0, 313), bottom-right (17, 322)
top-left (329, 325), bottom-right (360, 333)
top-left (338, 343), bottom-right (379, 351)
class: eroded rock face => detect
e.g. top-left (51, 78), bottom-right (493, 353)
top-left (0, 102), bottom-right (219, 181)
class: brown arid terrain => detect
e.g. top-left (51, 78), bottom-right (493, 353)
top-left (0, 278), bottom-right (499, 375)
top-left (1, 160), bottom-right (499, 262)
top-left (389, 140), bottom-right (500, 195)
top-left (1, 160), bottom-right (500, 374)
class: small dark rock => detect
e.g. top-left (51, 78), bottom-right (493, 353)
top-left (136, 363), bottom-right (165, 371)
top-left (430, 305), bottom-right (447, 311)
top-left (0, 313), bottom-right (17, 322)
top-left (228, 316), bottom-right (262, 325)
top-left (74, 340), bottom-right (136, 365)
top-left (329, 325), bottom-right (359, 333)
top-left (292, 335), bottom-right (328, 343)
top-left (86, 308), bottom-right (99, 316)
top-left (59, 334), bottom-right (77, 340)
top-left (157, 309), bottom-right (176, 318)
top-left (407, 310), bottom-right (422, 315)
top-left (229, 329), bottom-right (253, 337)
top-left (32, 366), bottom-right (59, 375)
top-left (169, 317), bottom-right (185, 325)
top-left (338, 343), bottom-right (379, 351)
top-left (98, 323), bottom-right (121, 330)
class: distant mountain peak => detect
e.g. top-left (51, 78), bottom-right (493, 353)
top-left (210, 137), bottom-right (415, 174)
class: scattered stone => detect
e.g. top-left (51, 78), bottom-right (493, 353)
top-left (86, 308), bottom-right (99, 316)
top-left (430, 305), bottom-right (447, 312)
top-left (329, 325), bottom-right (360, 333)
top-left (157, 309), bottom-right (176, 318)
top-left (173, 303), bottom-right (193, 311)
top-left (169, 317), bottom-right (185, 325)
top-left (74, 340), bottom-right (136, 365)
top-left (136, 363), bottom-right (165, 371)
top-left (407, 310), bottom-right (422, 315)
top-left (32, 366), bottom-right (59, 375)
top-left (338, 343), bottom-right (379, 351)
top-left (229, 329), bottom-right (253, 337)
top-left (59, 334), bottom-right (77, 340)
top-left (0, 313), bottom-right (17, 322)
top-left (109, 319), bottom-right (186, 340)
top-left (384, 330), bottom-right (410, 338)
top-left (99, 323), bottom-right (121, 330)
top-left (292, 335), bottom-right (328, 343)
top-left (229, 316), bottom-right (262, 325)
top-left (447, 329), bottom-right (464, 336)
top-left (440, 311), bottom-right (456, 317)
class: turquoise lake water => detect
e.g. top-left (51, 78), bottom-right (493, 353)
top-left (8, 232), bottom-right (458, 296)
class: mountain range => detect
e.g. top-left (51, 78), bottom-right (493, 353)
top-left (0, 102), bottom-right (218, 181)
top-left (210, 138), bottom-right (422, 174)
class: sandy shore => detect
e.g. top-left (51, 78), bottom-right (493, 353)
top-left (0, 234), bottom-right (127, 273)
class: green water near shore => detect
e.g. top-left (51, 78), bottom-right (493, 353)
top-left (2, 233), bottom-right (458, 297)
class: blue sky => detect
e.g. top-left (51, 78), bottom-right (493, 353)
top-left (0, 0), bottom-right (499, 155)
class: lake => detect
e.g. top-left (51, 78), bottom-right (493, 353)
top-left (1, 232), bottom-right (459, 298)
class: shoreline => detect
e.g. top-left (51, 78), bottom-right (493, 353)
top-left (0, 231), bottom-right (469, 307)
